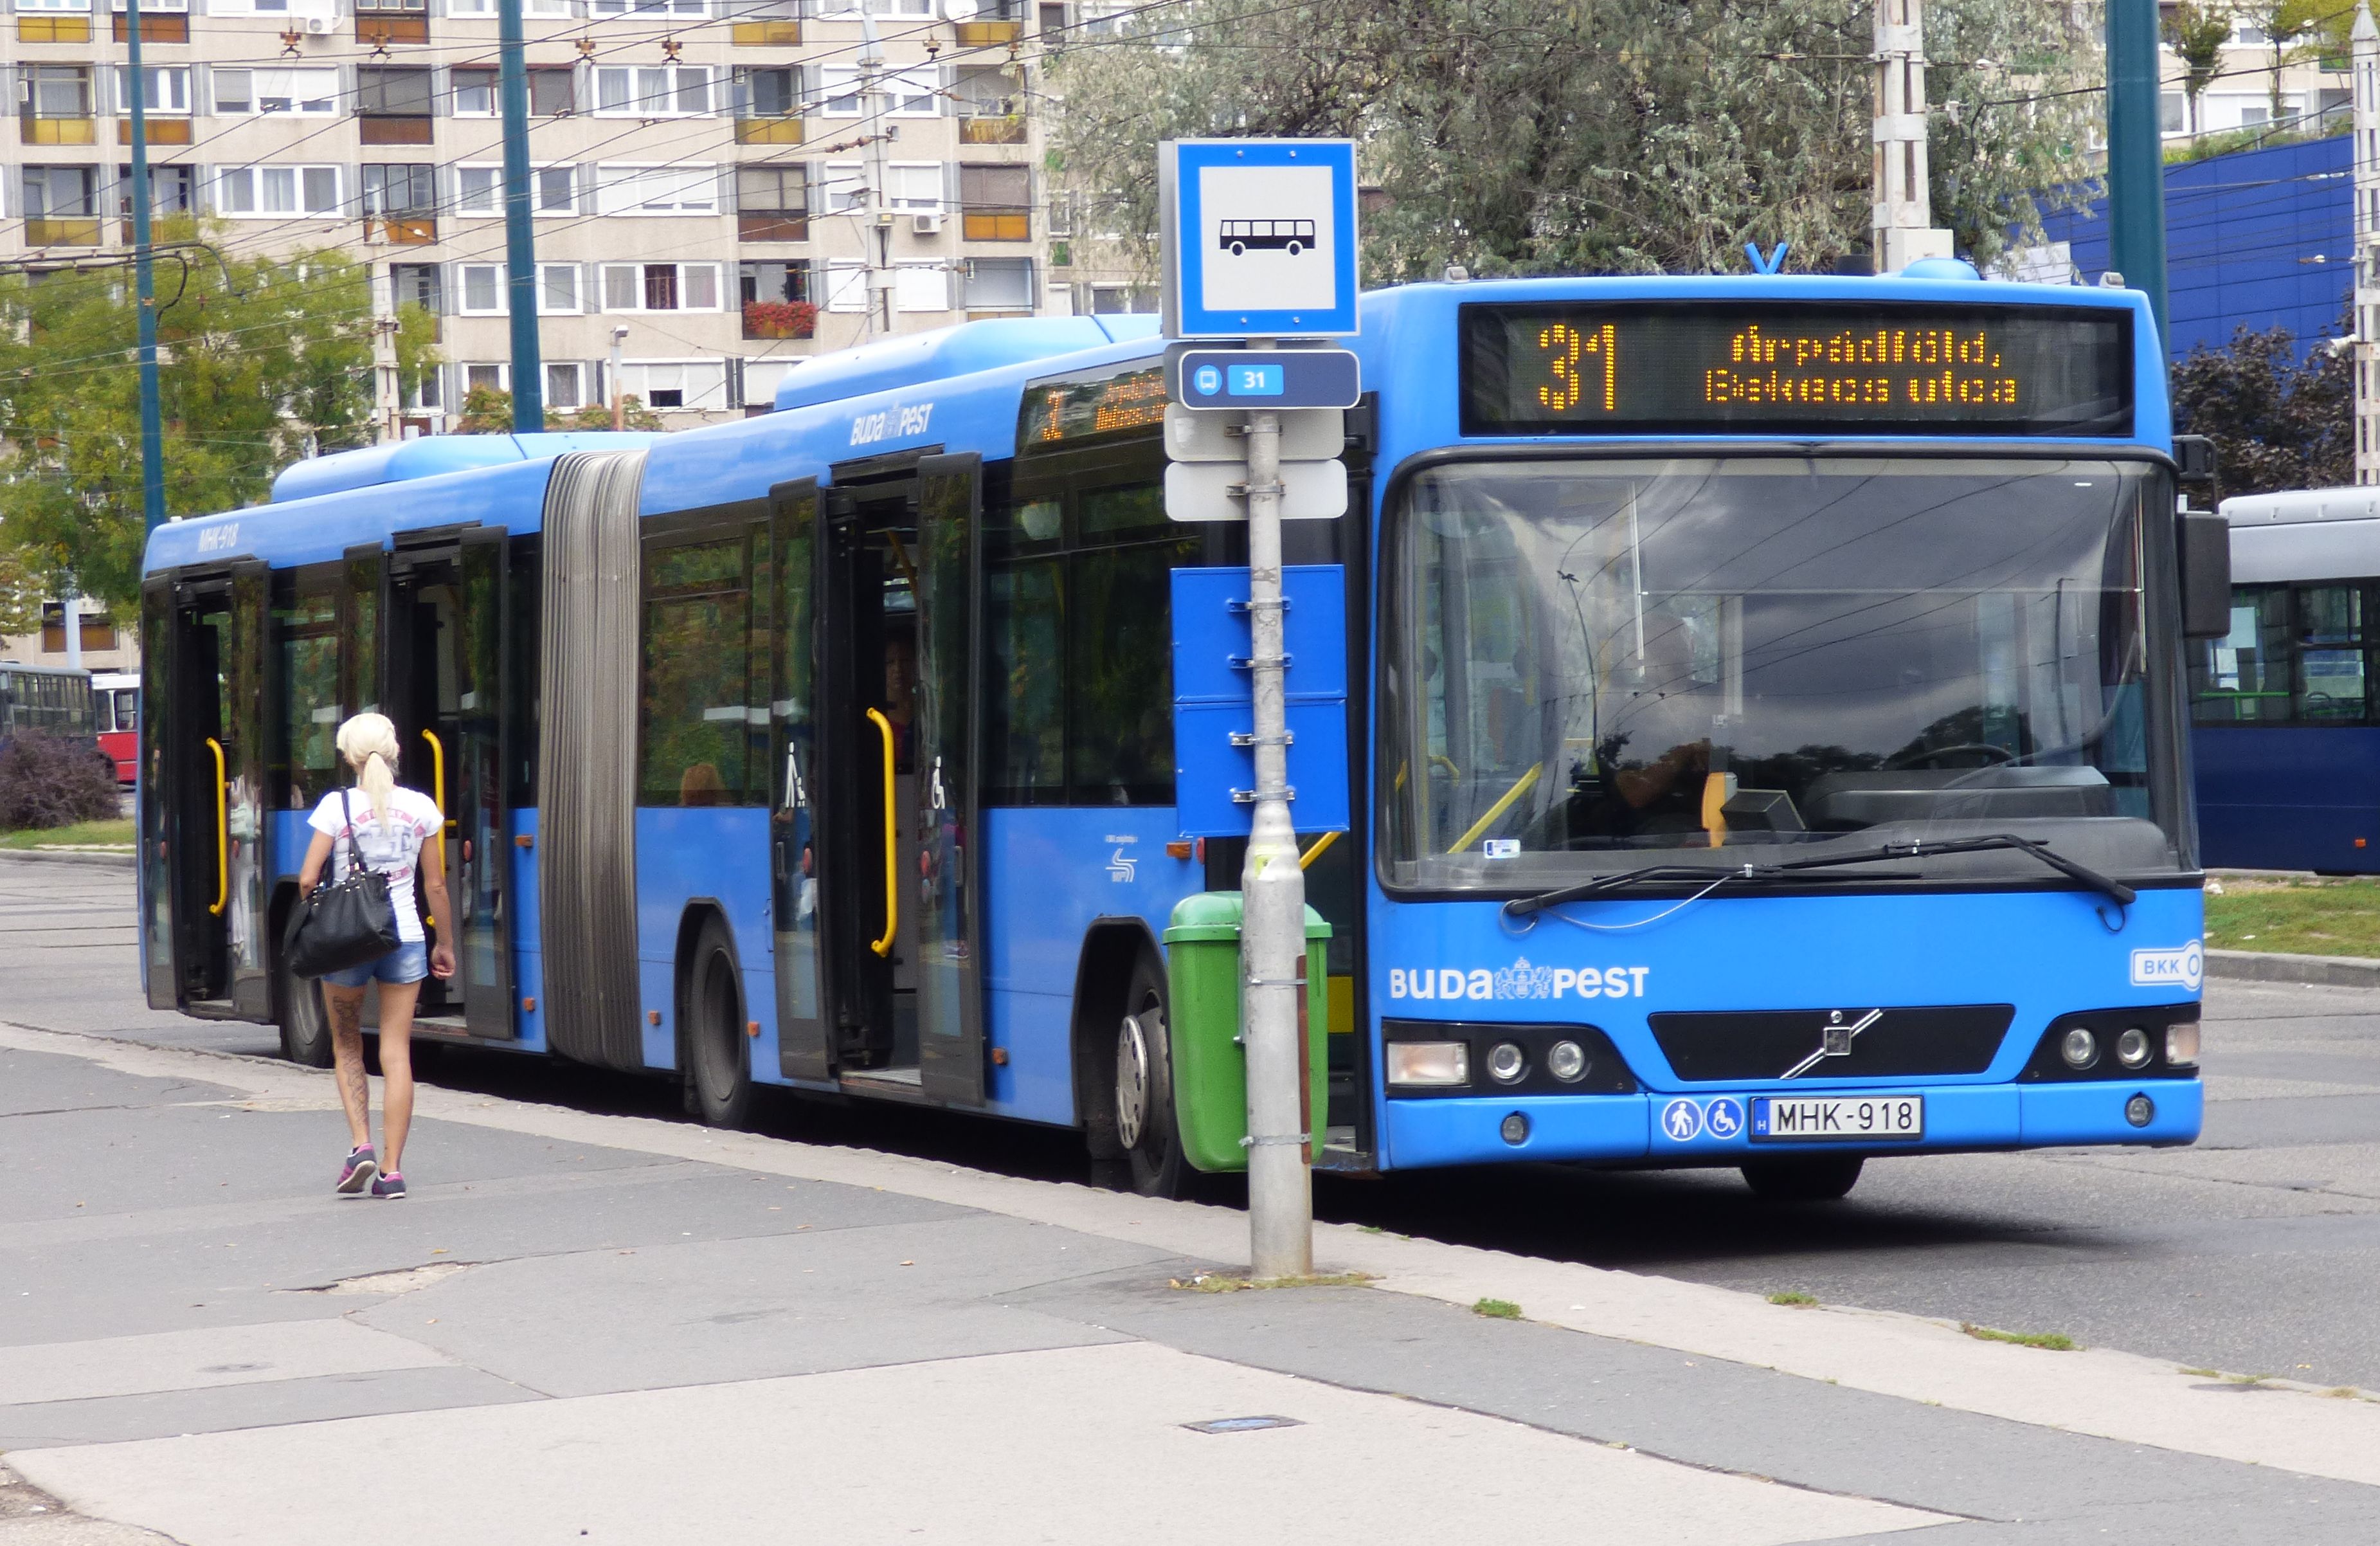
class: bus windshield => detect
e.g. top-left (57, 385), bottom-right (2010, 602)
top-left (1382, 456), bottom-right (2189, 891)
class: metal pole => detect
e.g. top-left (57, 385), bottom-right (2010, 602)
top-left (498, 0), bottom-right (543, 429)
top-left (859, 13), bottom-right (891, 338)
top-left (1239, 405), bottom-right (1312, 1280)
top-left (2106, 0), bottom-right (2168, 341)
top-left (611, 325), bottom-right (627, 432)
top-left (127, 0), bottom-right (165, 534)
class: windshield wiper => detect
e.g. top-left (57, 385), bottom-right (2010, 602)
top-left (1504, 861), bottom-right (1919, 918)
top-left (1501, 831), bottom-right (2134, 918)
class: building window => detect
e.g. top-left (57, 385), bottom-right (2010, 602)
top-left (732, 66), bottom-right (798, 117)
top-left (594, 164), bottom-right (718, 215)
top-left (591, 0), bottom-right (707, 14)
top-left (26, 66), bottom-right (93, 120)
top-left (214, 165), bottom-right (342, 217)
top-left (115, 163), bottom-right (194, 215)
top-left (211, 68), bottom-right (338, 116)
top-left (960, 163), bottom-right (1030, 241)
top-left (886, 161), bottom-right (944, 212)
top-left (735, 164), bottom-right (807, 240)
top-left (460, 263), bottom-right (505, 314)
top-left (620, 359), bottom-right (729, 412)
top-left (1088, 283), bottom-right (1157, 314)
top-left (894, 262), bottom-right (948, 313)
top-left (595, 66), bottom-right (712, 116)
top-left (356, 68), bottom-right (435, 116)
top-left (528, 67), bottom-right (578, 117)
top-left (464, 363), bottom-right (508, 396)
top-left (24, 165), bottom-right (95, 216)
top-left (459, 164), bottom-right (576, 215)
top-left (390, 261), bottom-right (442, 314)
top-left (361, 164), bottom-right (435, 215)
top-left (964, 256), bottom-right (1033, 311)
top-left (545, 361), bottom-right (588, 411)
top-left (817, 66), bottom-right (939, 116)
top-left (739, 259), bottom-right (813, 336)
top-left (601, 262), bottom-right (723, 311)
top-left (115, 66), bottom-right (191, 114)
top-left (541, 264), bottom-right (581, 314)
top-left (826, 260), bottom-right (867, 312)
top-left (452, 67), bottom-right (497, 116)
top-left (823, 161), bottom-right (865, 212)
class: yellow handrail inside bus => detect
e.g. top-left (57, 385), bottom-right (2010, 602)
top-left (420, 729), bottom-right (449, 833)
top-left (1299, 830), bottom-right (1340, 869)
top-left (205, 737), bottom-right (228, 916)
top-left (866, 707), bottom-right (897, 957)
top-left (1449, 763), bottom-right (1541, 854)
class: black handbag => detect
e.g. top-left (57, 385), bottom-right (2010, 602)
top-left (283, 790), bottom-right (402, 979)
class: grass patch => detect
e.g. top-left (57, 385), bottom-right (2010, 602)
top-left (1960, 1322), bottom-right (2077, 1351)
top-left (1169, 1271), bottom-right (1376, 1293)
top-left (0, 817), bottom-right (132, 851)
top-left (2323, 1387), bottom-right (2362, 1399)
top-left (1472, 1298), bottom-right (1522, 1320)
top-left (2206, 876), bottom-right (2380, 959)
top-left (1766, 1290), bottom-right (1819, 1307)
top-left (2179, 1367), bottom-right (2220, 1378)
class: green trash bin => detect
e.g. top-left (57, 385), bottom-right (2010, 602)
top-left (1162, 891), bottom-right (1331, 1173)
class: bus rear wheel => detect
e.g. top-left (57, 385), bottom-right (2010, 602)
top-left (685, 916), bottom-right (752, 1129)
top-left (1740, 1156), bottom-right (1864, 1201)
top-left (1115, 957), bottom-right (1187, 1198)
top-left (276, 954), bottom-right (332, 1068)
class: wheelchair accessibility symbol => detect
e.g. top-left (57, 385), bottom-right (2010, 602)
top-left (1659, 1098), bottom-right (1702, 1142)
top-left (1704, 1097), bottom-right (1745, 1140)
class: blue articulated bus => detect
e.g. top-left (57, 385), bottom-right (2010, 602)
top-left (2192, 486), bottom-right (2380, 872)
top-left (138, 271), bottom-right (2222, 1201)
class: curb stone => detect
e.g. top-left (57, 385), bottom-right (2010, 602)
top-left (2204, 947), bottom-right (2380, 990)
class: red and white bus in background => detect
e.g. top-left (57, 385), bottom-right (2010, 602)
top-left (92, 671), bottom-right (138, 785)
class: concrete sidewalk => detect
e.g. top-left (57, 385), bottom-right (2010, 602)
top-left (2, 1025), bottom-right (2377, 1545)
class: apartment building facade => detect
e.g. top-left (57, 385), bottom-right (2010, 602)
top-left (2161, 10), bottom-right (2353, 141)
top-left (0, 0), bottom-right (1073, 435)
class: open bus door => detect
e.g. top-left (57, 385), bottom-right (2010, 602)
top-left (140, 561), bottom-right (272, 1019)
top-left (383, 525), bottom-right (516, 1039)
top-left (808, 454), bottom-right (987, 1100)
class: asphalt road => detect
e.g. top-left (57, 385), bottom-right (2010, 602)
top-left (10, 851), bottom-right (2377, 1395)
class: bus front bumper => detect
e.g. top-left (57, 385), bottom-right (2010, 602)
top-left (1379, 1078), bottom-right (2204, 1171)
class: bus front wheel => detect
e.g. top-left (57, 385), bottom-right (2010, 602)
top-left (1115, 957), bottom-right (1187, 1198)
top-left (1740, 1156), bottom-right (1864, 1201)
top-left (685, 915), bottom-right (752, 1129)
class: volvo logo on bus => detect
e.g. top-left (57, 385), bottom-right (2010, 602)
top-left (1781, 1008), bottom-right (1882, 1079)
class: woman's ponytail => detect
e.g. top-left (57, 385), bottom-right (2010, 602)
top-left (334, 713), bottom-right (402, 826)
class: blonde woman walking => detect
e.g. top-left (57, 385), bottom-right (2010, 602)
top-left (294, 713), bottom-right (455, 1199)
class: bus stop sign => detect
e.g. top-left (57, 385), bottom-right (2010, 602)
top-left (1160, 140), bottom-right (1360, 340)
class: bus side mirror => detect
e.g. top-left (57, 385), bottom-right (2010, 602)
top-left (2179, 509), bottom-right (2231, 639)
top-left (2174, 435), bottom-right (2217, 492)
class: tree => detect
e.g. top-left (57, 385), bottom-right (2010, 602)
top-left (2163, 1), bottom-right (2233, 135)
top-left (2170, 320), bottom-right (2354, 500)
top-left (557, 396), bottom-right (666, 432)
top-left (1047, 0), bottom-right (2100, 282)
top-left (2246, 1), bottom-right (2325, 123)
top-left (453, 385), bottom-right (515, 435)
top-left (0, 220), bottom-right (437, 613)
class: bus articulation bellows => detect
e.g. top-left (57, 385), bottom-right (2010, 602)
top-left (138, 270), bottom-right (2218, 1200)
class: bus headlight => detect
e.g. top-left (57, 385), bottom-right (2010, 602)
top-left (1387, 1041), bottom-right (1469, 1087)
top-left (2165, 1021), bottom-right (2200, 1069)
top-left (2060, 1027), bottom-right (2099, 1069)
top-left (2116, 1027), bottom-right (2152, 1069)
top-left (1547, 1040), bottom-right (1588, 1083)
top-left (1485, 1042), bottom-right (1528, 1084)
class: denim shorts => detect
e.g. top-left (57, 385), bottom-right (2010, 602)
top-left (321, 940), bottom-right (429, 989)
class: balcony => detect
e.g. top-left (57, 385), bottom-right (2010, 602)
top-left (738, 212), bottom-right (808, 242)
top-left (741, 300), bottom-right (816, 340)
top-left (959, 113), bottom-right (1026, 145)
top-left (120, 118), bottom-right (192, 145)
top-left (961, 208), bottom-right (1030, 241)
top-left (113, 13), bottom-right (186, 41)
top-left (357, 14), bottom-right (428, 44)
top-left (731, 19), bottom-right (799, 44)
top-left (734, 116), bottom-right (804, 145)
top-left (953, 19), bottom-right (1020, 45)
top-left (17, 15), bottom-right (91, 42)
top-left (26, 217), bottom-right (102, 246)
top-left (21, 118), bottom-right (95, 145)
top-left (365, 215), bottom-right (437, 244)
top-left (360, 114), bottom-right (433, 145)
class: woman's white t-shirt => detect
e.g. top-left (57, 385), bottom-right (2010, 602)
top-left (307, 788), bottom-right (442, 945)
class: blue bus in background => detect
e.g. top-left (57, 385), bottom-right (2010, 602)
top-left (2192, 486), bottom-right (2380, 872)
top-left (139, 270), bottom-right (2221, 1203)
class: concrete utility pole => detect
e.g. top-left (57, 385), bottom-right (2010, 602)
top-left (498, 0), bottom-right (544, 430)
top-left (2355, 2), bottom-right (2380, 485)
top-left (1871, 0), bottom-right (1954, 271)
top-left (2106, 0), bottom-right (2169, 339)
top-left (860, 13), bottom-right (894, 337)
top-left (1238, 400), bottom-right (1312, 1281)
top-left (373, 314), bottom-right (400, 444)
top-left (126, 0), bottom-right (166, 534)
top-left (611, 325), bottom-right (629, 432)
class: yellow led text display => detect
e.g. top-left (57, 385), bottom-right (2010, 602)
top-left (1702, 323), bottom-right (2019, 409)
top-left (1536, 321), bottom-right (1618, 412)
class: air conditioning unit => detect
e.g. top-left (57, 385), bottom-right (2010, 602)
top-left (303, 15), bottom-right (334, 33)
top-left (910, 212), bottom-right (944, 236)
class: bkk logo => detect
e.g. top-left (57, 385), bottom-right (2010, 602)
top-left (2129, 941), bottom-right (2203, 992)
top-left (1387, 957), bottom-right (1648, 1002)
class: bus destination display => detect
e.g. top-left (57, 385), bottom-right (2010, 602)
top-left (1461, 302), bottom-right (2132, 437)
